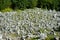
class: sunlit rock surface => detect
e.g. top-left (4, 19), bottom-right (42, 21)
top-left (0, 8), bottom-right (60, 40)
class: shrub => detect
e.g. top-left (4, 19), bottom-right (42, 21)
top-left (0, 0), bottom-right (11, 10)
top-left (28, 0), bottom-right (38, 8)
top-left (0, 0), bottom-right (60, 11)
top-left (37, 0), bottom-right (59, 10)
top-left (11, 0), bottom-right (38, 9)
top-left (1, 8), bottom-right (13, 12)
top-left (11, 0), bottom-right (29, 9)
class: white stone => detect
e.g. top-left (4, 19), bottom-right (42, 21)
top-left (49, 10), bottom-right (52, 13)
top-left (0, 34), bottom-right (2, 39)
top-left (40, 33), bottom-right (47, 39)
top-left (54, 14), bottom-right (57, 18)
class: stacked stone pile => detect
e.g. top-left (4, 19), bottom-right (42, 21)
top-left (0, 8), bottom-right (60, 40)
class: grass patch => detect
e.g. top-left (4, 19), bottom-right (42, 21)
top-left (1, 8), bottom-right (13, 12)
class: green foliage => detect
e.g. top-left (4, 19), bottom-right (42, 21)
top-left (0, 0), bottom-right (60, 11)
top-left (0, 0), bottom-right (11, 10)
top-left (1, 8), bottom-right (13, 12)
top-left (9, 33), bottom-right (18, 37)
top-left (57, 0), bottom-right (60, 11)
top-left (11, 0), bottom-right (29, 9)
top-left (11, 0), bottom-right (38, 9)
top-left (28, 0), bottom-right (38, 8)
top-left (45, 34), bottom-right (54, 40)
top-left (37, 0), bottom-right (59, 10)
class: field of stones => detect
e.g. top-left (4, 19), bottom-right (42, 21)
top-left (0, 8), bottom-right (60, 40)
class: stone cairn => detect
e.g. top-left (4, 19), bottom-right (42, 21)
top-left (0, 8), bottom-right (60, 40)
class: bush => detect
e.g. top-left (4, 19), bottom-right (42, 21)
top-left (11, 0), bottom-right (38, 9)
top-left (1, 8), bottom-right (13, 12)
top-left (0, 0), bottom-right (11, 10)
top-left (28, 0), bottom-right (38, 8)
top-left (0, 0), bottom-right (60, 11)
top-left (37, 0), bottom-right (59, 10)
top-left (57, 0), bottom-right (60, 11)
top-left (11, 0), bottom-right (29, 9)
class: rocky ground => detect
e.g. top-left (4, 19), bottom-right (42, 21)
top-left (0, 8), bottom-right (60, 40)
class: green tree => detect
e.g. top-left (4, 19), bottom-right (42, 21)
top-left (37, 0), bottom-right (59, 10)
top-left (0, 0), bottom-right (11, 10)
top-left (11, 0), bottom-right (38, 9)
top-left (29, 0), bottom-right (38, 8)
top-left (11, 0), bottom-right (29, 9)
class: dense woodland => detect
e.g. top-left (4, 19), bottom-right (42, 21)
top-left (0, 0), bottom-right (60, 11)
